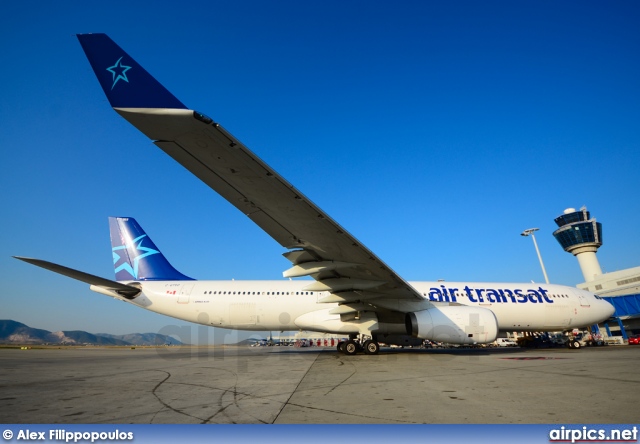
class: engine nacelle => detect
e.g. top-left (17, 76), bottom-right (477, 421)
top-left (405, 305), bottom-right (498, 344)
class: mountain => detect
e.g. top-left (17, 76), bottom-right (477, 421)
top-left (0, 320), bottom-right (59, 344)
top-left (55, 330), bottom-right (131, 346)
top-left (96, 332), bottom-right (184, 346)
top-left (0, 320), bottom-right (185, 346)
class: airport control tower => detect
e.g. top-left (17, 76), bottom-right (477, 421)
top-left (553, 206), bottom-right (603, 282)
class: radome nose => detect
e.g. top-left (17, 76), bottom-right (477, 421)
top-left (603, 299), bottom-right (616, 318)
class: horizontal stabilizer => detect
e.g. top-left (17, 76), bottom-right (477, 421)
top-left (13, 256), bottom-right (141, 299)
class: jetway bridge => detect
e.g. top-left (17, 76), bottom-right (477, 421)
top-left (599, 293), bottom-right (640, 340)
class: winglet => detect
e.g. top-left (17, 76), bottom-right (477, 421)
top-left (77, 33), bottom-right (187, 109)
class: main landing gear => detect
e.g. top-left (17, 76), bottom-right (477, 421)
top-left (337, 335), bottom-right (380, 355)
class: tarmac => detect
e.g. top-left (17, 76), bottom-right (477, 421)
top-left (0, 345), bottom-right (638, 424)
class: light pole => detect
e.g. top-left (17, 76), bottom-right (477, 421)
top-left (521, 228), bottom-right (550, 284)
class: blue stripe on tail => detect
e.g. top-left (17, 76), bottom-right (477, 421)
top-left (77, 33), bottom-right (187, 109)
top-left (109, 217), bottom-right (193, 281)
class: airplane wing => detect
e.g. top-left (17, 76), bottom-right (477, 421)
top-left (77, 34), bottom-right (427, 310)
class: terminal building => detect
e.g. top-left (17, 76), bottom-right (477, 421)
top-left (553, 206), bottom-right (640, 337)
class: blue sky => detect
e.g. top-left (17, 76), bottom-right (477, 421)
top-left (2, 1), bottom-right (639, 340)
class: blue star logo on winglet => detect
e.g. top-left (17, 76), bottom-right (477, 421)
top-left (106, 57), bottom-right (132, 90)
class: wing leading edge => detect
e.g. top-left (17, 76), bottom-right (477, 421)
top-left (77, 33), bottom-right (428, 311)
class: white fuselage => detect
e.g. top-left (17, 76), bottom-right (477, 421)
top-left (103, 280), bottom-right (614, 336)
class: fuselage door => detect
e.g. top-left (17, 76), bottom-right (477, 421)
top-left (178, 283), bottom-right (195, 304)
top-left (573, 289), bottom-right (591, 307)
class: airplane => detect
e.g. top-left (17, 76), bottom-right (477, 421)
top-left (14, 34), bottom-right (615, 355)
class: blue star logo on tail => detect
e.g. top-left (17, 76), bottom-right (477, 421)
top-left (106, 57), bottom-right (131, 90)
top-left (112, 234), bottom-right (159, 279)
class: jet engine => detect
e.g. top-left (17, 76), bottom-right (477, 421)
top-left (405, 305), bottom-right (498, 344)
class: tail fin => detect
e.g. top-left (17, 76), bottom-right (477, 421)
top-left (77, 33), bottom-right (186, 109)
top-left (109, 217), bottom-right (193, 281)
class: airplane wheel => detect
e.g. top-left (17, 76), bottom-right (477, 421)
top-left (337, 342), bottom-right (346, 353)
top-left (363, 340), bottom-right (379, 355)
top-left (344, 340), bottom-right (359, 355)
